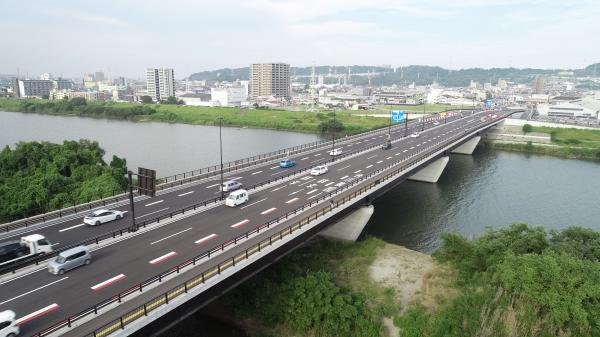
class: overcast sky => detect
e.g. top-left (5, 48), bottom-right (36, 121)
top-left (2, 0), bottom-right (599, 79)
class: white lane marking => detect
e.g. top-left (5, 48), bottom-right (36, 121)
top-left (229, 177), bottom-right (243, 180)
top-left (51, 243), bottom-right (60, 246)
top-left (310, 159), bottom-right (322, 164)
top-left (403, 150), bottom-right (408, 153)
top-left (366, 165), bottom-right (373, 169)
top-left (308, 192), bottom-right (323, 199)
top-left (301, 157), bottom-right (309, 160)
top-left (270, 166), bottom-right (279, 170)
top-left (286, 197), bottom-right (299, 204)
top-left (271, 169), bottom-right (289, 176)
top-left (260, 207), bottom-right (277, 215)
top-left (150, 227), bottom-right (193, 245)
top-left (178, 191), bottom-right (194, 197)
top-left (145, 200), bottom-right (164, 207)
top-left (410, 147), bottom-right (415, 149)
top-left (289, 189), bottom-right (304, 196)
top-left (136, 207), bottom-right (169, 220)
top-left (386, 156), bottom-right (392, 159)
top-left (377, 160), bottom-right (383, 164)
top-left (239, 198), bottom-right (267, 210)
top-left (206, 183), bottom-right (219, 189)
top-left (91, 274), bottom-right (127, 291)
top-left (324, 182), bottom-right (335, 187)
top-left (314, 153), bottom-right (321, 156)
top-left (340, 175), bottom-right (349, 180)
top-left (353, 170), bottom-right (362, 174)
top-left (251, 170), bottom-right (263, 175)
top-left (15, 303), bottom-right (60, 326)
top-left (231, 219), bottom-right (250, 228)
top-left (337, 165), bottom-right (351, 171)
top-left (395, 153), bottom-right (400, 156)
top-left (307, 189), bottom-right (318, 194)
top-left (367, 155), bottom-right (377, 159)
top-left (149, 251), bottom-right (178, 265)
top-left (58, 223), bottom-right (85, 232)
top-left (195, 233), bottom-right (217, 244)
top-left (0, 278), bottom-right (68, 306)
top-left (270, 185), bottom-right (287, 192)
top-left (298, 178), bottom-right (316, 186)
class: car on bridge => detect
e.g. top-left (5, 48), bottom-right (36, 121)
top-left (329, 148), bottom-right (342, 156)
top-left (381, 139), bottom-right (392, 150)
top-left (310, 165), bottom-right (328, 176)
top-left (0, 310), bottom-right (19, 337)
top-left (279, 159), bottom-right (296, 168)
top-left (48, 245), bottom-right (91, 275)
top-left (433, 121), bottom-right (440, 126)
top-left (83, 209), bottom-right (126, 226)
top-left (221, 180), bottom-right (243, 192)
top-left (410, 132), bottom-right (420, 138)
top-left (225, 189), bottom-right (248, 207)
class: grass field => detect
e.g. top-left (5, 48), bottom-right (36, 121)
top-left (530, 125), bottom-right (600, 149)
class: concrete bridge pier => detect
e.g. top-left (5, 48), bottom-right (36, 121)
top-left (320, 205), bottom-right (374, 242)
top-left (451, 136), bottom-right (481, 155)
top-left (408, 156), bottom-right (449, 183)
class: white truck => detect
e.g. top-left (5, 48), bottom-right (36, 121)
top-left (0, 234), bottom-right (53, 266)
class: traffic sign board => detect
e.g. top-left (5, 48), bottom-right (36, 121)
top-left (391, 110), bottom-right (405, 123)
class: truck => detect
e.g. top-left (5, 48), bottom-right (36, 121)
top-left (0, 234), bottom-right (53, 266)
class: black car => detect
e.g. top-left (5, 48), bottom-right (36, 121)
top-left (381, 140), bottom-right (392, 150)
top-left (0, 241), bottom-right (28, 264)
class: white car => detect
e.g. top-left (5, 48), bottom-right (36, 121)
top-left (329, 148), bottom-right (342, 156)
top-left (310, 165), bottom-right (328, 176)
top-left (84, 209), bottom-right (126, 226)
top-left (433, 121), bottom-right (440, 126)
top-left (0, 310), bottom-right (19, 337)
top-left (410, 132), bottom-right (420, 138)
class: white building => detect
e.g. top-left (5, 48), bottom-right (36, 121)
top-left (16, 79), bottom-right (54, 98)
top-left (537, 102), bottom-right (597, 119)
top-left (40, 73), bottom-right (53, 80)
top-left (146, 68), bottom-right (175, 102)
top-left (211, 86), bottom-right (247, 106)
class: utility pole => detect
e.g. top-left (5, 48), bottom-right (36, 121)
top-left (331, 109), bottom-right (336, 162)
top-left (218, 116), bottom-right (224, 199)
top-left (127, 170), bottom-right (136, 232)
top-left (404, 112), bottom-right (408, 137)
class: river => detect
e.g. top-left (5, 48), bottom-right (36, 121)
top-left (1, 111), bottom-right (599, 336)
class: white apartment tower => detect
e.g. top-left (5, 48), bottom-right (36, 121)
top-left (146, 68), bottom-right (175, 102)
top-left (249, 63), bottom-right (290, 100)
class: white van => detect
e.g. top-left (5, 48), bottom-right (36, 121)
top-left (225, 189), bottom-right (248, 207)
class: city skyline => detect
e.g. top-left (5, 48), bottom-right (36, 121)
top-left (1, 0), bottom-right (599, 78)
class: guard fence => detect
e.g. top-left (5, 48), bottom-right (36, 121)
top-left (31, 114), bottom-right (503, 337)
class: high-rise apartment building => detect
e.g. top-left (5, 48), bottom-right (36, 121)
top-left (146, 68), bottom-right (175, 102)
top-left (15, 79), bottom-right (54, 98)
top-left (95, 71), bottom-right (105, 82)
top-left (533, 75), bottom-right (546, 94)
top-left (249, 63), bottom-right (290, 100)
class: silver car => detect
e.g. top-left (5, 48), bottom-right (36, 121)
top-left (48, 246), bottom-right (91, 275)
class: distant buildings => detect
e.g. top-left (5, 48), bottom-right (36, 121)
top-left (249, 63), bottom-right (290, 100)
top-left (211, 86), bottom-right (247, 106)
top-left (49, 90), bottom-right (106, 101)
top-left (533, 75), bottom-right (546, 94)
top-left (14, 79), bottom-right (53, 98)
top-left (537, 102), bottom-right (597, 119)
top-left (146, 68), bottom-right (175, 102)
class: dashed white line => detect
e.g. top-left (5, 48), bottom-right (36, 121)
top-left (145, 200), bottom-right (164, 207)
top-left (366, 165), bottom-right (373, 169)
top-left (271, 169), bottom-right (289, 176)
top-left (314, 153), bottom-right (321, 156)
top-left (270, 185), bottom-right (287, 192)
top-left (353, 170), bottom-right (362, 174)
top-left (15, 303), bottom-right (60, 326)
top-left (150, 227), bottom-right (193, 245)
top-left (251, 170), bottom-right (263, 175)
top-left (231, 219), bottom-right (250, 228)
top-left (286, 197), bottom-right (299, 204)
top-left (301, 157), bottom-right (309, 160)
top-left (195, 233), bottom-right (217, 244)
top-left (340, 175), bottom-right (349, 180)
top-left (289, 189), bottom-right (304, 196)
top-left (337, 165), bottom-right (351, 171)
top-left (324, 182), bottom-right (335, 187)
top-left (91, 274), bottom-right (127, 291)
top-left (377, 160), bottom-right (383, 164)
top-left (149, 251), bottom-right (177, 265)
top-left (367, 155), bottom-right (377, 159)
top-left (270, 166), bottom-right (279, 170)
top-left (403, 150), bottom-right (408, 153)
top-left (386, 156), bottom-right (392, 160)
top-left (0, 278), bottom-right (68, 306)
top-left (260, 207), bottom-right (277, 215)
top-left (308, 192), bottom-right (323, 199)
top-left (177, 191), bottom-right (194, 197)
top-left (307, 189), bottom-right (318, 194)
top-left (205, 183), bottom-right (219, 189)
top-left (58, 223), bottom-right (85, 233)
top-left (239, 198), bottom-right (267, 209)
top-left (136, 207), bottom-right (169, 219)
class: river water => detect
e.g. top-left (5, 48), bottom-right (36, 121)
top-left (1, 111), bottom-right (599, 336)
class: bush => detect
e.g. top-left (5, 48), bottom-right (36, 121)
top-left (522, 124), bottom-right (533, 133)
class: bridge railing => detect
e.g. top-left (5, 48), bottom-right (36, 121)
top-left (1, 113), bottom-right (445, 233)
top-left (32, 114), bottom-right (504, 337)
top-left (2, 114), bottom-right (454, 274)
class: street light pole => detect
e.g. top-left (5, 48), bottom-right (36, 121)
top-left (404, 112), bottom-right (409, 137)
top-left (127, 170), bottom-right (136, 231)
top-left (331, 109), bottom-right (336, 162)
top-left (218, 117), bottom-right (224, 200)
top-left (422, 102), bottom-right (426, 131)
top-left (388, 104), bottom-right (392, 139)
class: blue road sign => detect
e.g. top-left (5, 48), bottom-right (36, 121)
top-left (485, 99), bottom-right (494, 108)
top-left (391, 110), bottom-right (405, 123)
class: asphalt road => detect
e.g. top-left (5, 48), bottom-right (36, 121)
top-left (0, 110), bottom-right (504, 336)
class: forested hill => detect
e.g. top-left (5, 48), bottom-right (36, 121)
top-left (189, 63), bottom-right (600, 87)
top-left (0, 140), bottom-right (128, 222)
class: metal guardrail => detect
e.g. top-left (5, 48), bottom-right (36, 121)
top-left (1, 115), bottom-right (447, 274)
top-left (1, 114), bottom-right (441, 233)
top-left (32, 113), bottom-right (504, 337)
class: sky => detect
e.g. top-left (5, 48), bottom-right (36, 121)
top-left (1, 0), bottom-right (599, 79)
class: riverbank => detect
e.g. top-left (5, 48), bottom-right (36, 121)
top-left (483, 121), bottom-right (600, 160)
top-left (0, 98), bottom-right (388, 135)
top-left (164, 223), bottom-right (600, 337)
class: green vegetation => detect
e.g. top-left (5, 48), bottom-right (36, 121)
top-left (0, 98), bottom-right (389, 134)
top-left (0, 140), bottom-right (127, 222)
top-left (490, 126), bottom-right (600, 160)
top-left (395, 224), bottom-right (600, 337)
top-left (223, 238), bottom-right (392, 337)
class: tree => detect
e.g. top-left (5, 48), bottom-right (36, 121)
top-left (522, 124), bottom-right (533, 133)
top-left (319, 118), bottom-right (344, 134)
top-left (140, 95), bottom-right (153, 104)
top-left (164, 96), bottom-right (178, 104)
top-left (69, 97), bottom-right (87, 107)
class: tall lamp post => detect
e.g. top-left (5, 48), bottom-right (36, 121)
top-left (331, 109), bottom-right (336, 162)
top-left (218, 116), bottom-right (224, 199)
top-left (422, 101), bottom-right (426, 131)
top-left (388, 102), bottom-right (392, 139)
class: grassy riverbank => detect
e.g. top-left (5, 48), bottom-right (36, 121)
top-left (0, 98), bottom-right (389, 134)
top-left (165, 223), bottom-right (600, 337)
top-left (488, 124), bottom-right (600, 160)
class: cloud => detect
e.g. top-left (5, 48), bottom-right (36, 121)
top-left (46, 8), bottom-right (129, 27)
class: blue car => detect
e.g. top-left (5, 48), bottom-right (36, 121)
top-left (279, 159), bottom-right (296, 168)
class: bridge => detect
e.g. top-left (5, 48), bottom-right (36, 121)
top-left (0, 109), bottom-right (513, 337)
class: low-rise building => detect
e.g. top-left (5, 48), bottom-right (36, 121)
top-left (537, 102), bottom-right (597, 119)
top-left (15, 79), bottom-right (54, 98)
top-left (49, 90), bottom-right (107, 101)
top-left (210, 86), bottom-right (247, 106)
